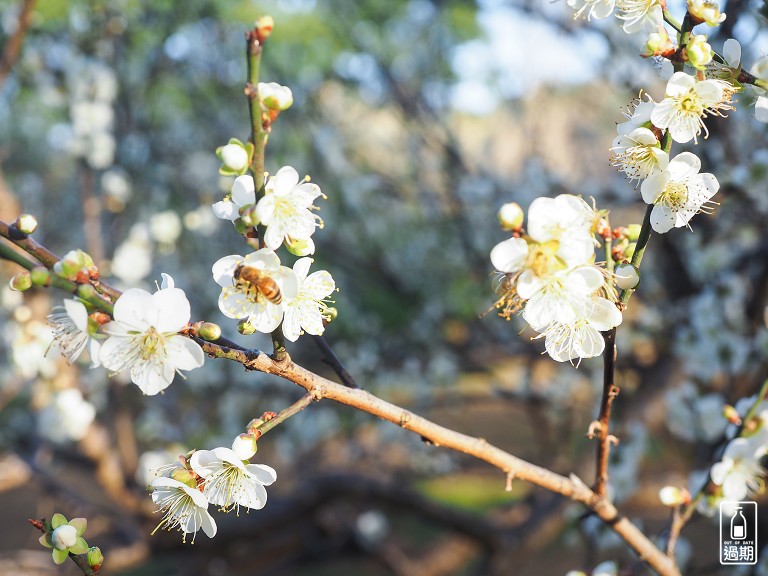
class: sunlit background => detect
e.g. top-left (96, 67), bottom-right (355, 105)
top-left (1, 0), bottom-right (768, 574)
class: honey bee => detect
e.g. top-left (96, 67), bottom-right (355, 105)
top-left (233, 264), bottom-right (282, 305)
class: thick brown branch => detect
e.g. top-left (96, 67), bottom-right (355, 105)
top-left (197, 340), bottom-right (679, 576)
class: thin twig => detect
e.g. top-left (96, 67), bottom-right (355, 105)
top-left (255, 392), bottom-right (317, 437)
top-left (0, 0), bottom-right (37, 91)
top-left (312, 334), bottom-right (359, 388)
top-left (594, 327), bottom-right (618, 498)
top-left (666, 505), bottom-right (683, 558)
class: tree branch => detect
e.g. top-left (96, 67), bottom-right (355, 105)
top-left (0, 0), bottom-right (36, 91)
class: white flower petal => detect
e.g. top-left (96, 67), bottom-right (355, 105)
top-left (212, 200), bottom-right (239, 221)
top-left (231, 175), bottom-right (256, 206)
top-left (490, 238), bottom-right (529, 273)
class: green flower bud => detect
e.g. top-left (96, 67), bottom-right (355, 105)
top-left (9, 271), bottom-right (32, 291)
top-left (239, 204), bottom-right (258, 228)
top-left (76, 284), bottom-right (97, 301)
top-left (627, 224), bottom-right (642, 241)
top-left (247, 417), bottom-right (265, 431)
top-left (238, 320), bottom-right (256, 335)
top-left (233, 218), bottom-right (248, 235)
top-left (686, 35), bottom-right (714, 70)
top-left (624, 243), bottom-right (636, 260)
top-left (87, 546), bottom-right (104, 570)
top-left (285, 236), bottom-right (315, 256)
top-left (198, 322), bottom-right (221, 341)
top-left (169, 467), bottom-right (198, 489)
top-left (30, 267), bottom-right (51, 286)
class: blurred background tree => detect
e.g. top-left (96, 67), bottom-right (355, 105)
top-left (1, 0), bottom-right (768, 574)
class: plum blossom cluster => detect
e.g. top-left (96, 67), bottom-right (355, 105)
top-left (149, 432), bottom-right (277, 542)
top-left (212, 249), bottom-right (335, 341)
top-left (47, 270), bottom-right (205, 396)
top-left (489, 195), bottom-right (622, 363)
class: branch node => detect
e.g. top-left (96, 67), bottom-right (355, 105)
top-left (505, 470), bottom-right (516, 492)
top-left (399, 412), bottom-right (412, 428)
top-left (587, 420), bottom-right (603, 439)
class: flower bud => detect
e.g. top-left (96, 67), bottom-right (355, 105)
top-left (723, 404), bottom-right (742, 425)
top-left (644, 30), bottom-right (675, 58)
top-left (233, 218), bottom-right (249, 235)
top-left (198, 322), bottom-right (221, 341)
top-left (256, 15), bottom-right (274, 42)
top-left (247, 417), bottom-right (265, 433)
top-left (687, 0), bottom-right (726, 25)
top-left (232, 433), bottom-right (258, 460)
top-left (87, 546), bottom-right (104, 570)
top-left (627, 224), bottom-right (642, 241)
top-left (51, 524), bottom-right (77, 550)
top-left (259, 82), bottom-right (293, 111)
top-left (685, 35), bottom-right (714, 70)
top-left (325, 306), bottom-right (338, 322)
top-left (216, 138), bottom-right (251, 176)
top-left (238, 320), bottom-right (256, 335)
top-left (54, 249), bottom-right (97, 281)
top-left (9, 271), bottom-right (32, 291)
top-left (615, 263), bottom-right (640, 290)
top-left (169, 467), bottom-right (198, 489)
top-left (624, 243), bottom-right (636, 260)
top-left (286, 236), bottom-right (315, 256)
top-left (76, 284), bottom-right (97, 301)
top-left (30, 267), bottom-right (51, 286)
top-left (14, 213), bottom-right (38, 234)
top-left (659, 486), bottom-right (690, 506)
top-left (239, 204), bottom-right (258, 228)
top-left (497, 202), bottom-right (524, 231)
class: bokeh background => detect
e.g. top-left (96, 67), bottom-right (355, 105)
top-left (1, 0), bottom-right (768, 574)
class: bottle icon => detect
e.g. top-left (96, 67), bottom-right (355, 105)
top-left (731, 507), bottom-right (747, 540)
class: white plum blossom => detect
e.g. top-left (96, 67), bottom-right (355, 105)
top-left (150, 477), bottom-right (217, 542)
top-left (256, 166), bottom-right (324, 252)
top-left (650, 72), bottom-right (733, 144)
top-left (567, 0), bottom-right (615, 20)
top-left (616, 93), bottom-right (656, 134)
top-left (212, 249), bottom-right (298, 334)
top-left (38, 389), bottom-right (96, 443)
top-left (47, 299), bottom-right (101, 367)
top-left (640, 151), bottom-right (719, 233)
top-left (687, 0), bottom-right (726, 26)
top-left (212, 175), bottom-right (256, 222)
top-left (539, 297), bottom-right (622, 363)
top-left (610, 127), bottom-right (668, 183)
top-left (190, 447), bottom-right (277, 513)
top-left (99, 276), bottom-right (205, 395)
top-left (526, 194), bottom-right (597, 267)
top-left (710, 438), bottom-right (766, 500)
top-left (615, 0), bottom-right (663, 34)
top-left (282, 258), bottom-right (336, 342)
top-left (521, 265), bottom-right (606, 332)
top-left (259, 82), bottom-right (293, 111)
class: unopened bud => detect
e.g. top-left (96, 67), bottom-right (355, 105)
top-left (325, 306), bottom-right (338, 322)
top-left (259, 82), bottom-right (293, 111)
top-left (239, 204), bottom-right (258, 228)
top-left (233, 217), bottom-right (249, 235)
top-left (687, 0), bottom-right (726, 26)
top-left (497, 202), bottom-right (524, 231)
top-left (76, 284), bottom-right (97, 301)
top-left (87, 546), bottom-right (103, 570)
top-left (659, 486), bottom-right (690, 507)
top-left (198, 322), bottom-right (221, 341)
top-left (9, 272), bottom-right (32, 291)
top-left (685, 35), bottom-right (714, 70)
top-left (723, 404), bottom-right (742, 425)
top-left (624, 243), bottom-right (636, 260)
top-left (596, 218), bottom-right (612, 239)
top-left (14, 213), bottom-right (38, 234)
top-left (51, 525), bottom-right (78, 550)
top-left (30, 267), bottom-right (51, 286)
top-left (286, 236), bottom-right (315, 256)
top-left (644, 30), bottom-right (675, 58)
top-left (615, 263), bottom-right (640, 290)
top-left (627, 224), bottom-right (642, 241)
top-left (247, 417), bottom-right (265, 433)
top-left (256, 15), bottom-right (274, 42)
top-left (54, 249), bottom-right (96, 281)
top-left (217, 139), bottom-right (251, 175)
top-left (238, 320), bottom-right (256, 335)
top-left (232, 433), bottom-right (258, 460)
top-left (169, 467), bottom-right (197, 489)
